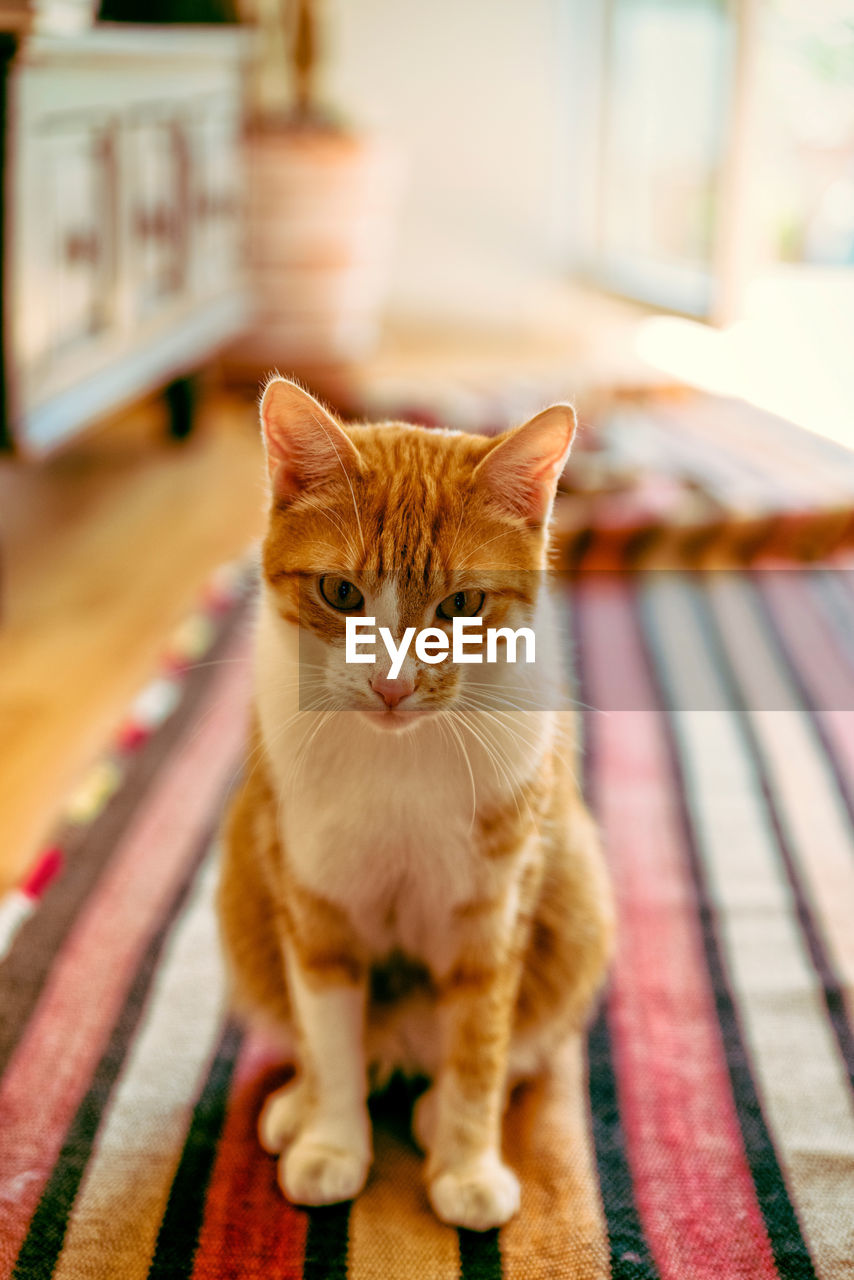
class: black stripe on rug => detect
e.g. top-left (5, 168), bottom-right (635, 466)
top-left (692, 576), bottom-right (854, 1095)
top-left (11, 812), bottom-right (228, 1280)
top-left (302, 1202), bottom-right (351, 1280)
top-left (636, 577), bottom-right (818, 1280)
top-left (0, 596), bottom-right (250, 1078)
top-left (586, 1008), bottom-right (658, 1280)
top-left (570, 583), bottom-right (660, 1280)
top-left (147, 1019), bottom-right (245, 1280)
top-left (459, 1228), bottom-right (502, 1279)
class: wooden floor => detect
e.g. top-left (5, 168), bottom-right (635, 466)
top-left (0, 391), bottom-right (266, 893)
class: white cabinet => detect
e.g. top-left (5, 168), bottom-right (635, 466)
top-left (5, 25), bottom-right (251, 454)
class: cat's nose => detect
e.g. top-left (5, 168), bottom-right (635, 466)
top-left (371, 672), bottom-right (415, 708)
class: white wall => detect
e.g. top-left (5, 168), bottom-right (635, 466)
top-left (321, 0), bottom-right (576, 327)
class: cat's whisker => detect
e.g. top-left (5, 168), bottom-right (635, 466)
top-left (456, 697), bottom-right (544, 750)
top-left (291, 661), bottom-right (332, 676)
top-left (448, 706), bottom-right (509, 791)
top-left (456, 696), bottom-right (579, 792)
top-left (457, 705), bottom-right (553, 753)
top-left (458, 683), bottom-right (550, 712)
top-left (452, 526), bottom-right (517, 571)
top-left (451, 708), bottom-right (522, 808)
top-left (457, 686), bottom-right (574, 755)
top-left (462, 680), bottom-right (607, 718)
top-left (460, 701), bottom-right (540, 808)
top-left (290, 702), bottom-right (343, 792)
top-left (295, 496), bottom-right (362, 565)
top-left (453, 704), bottom-right (541, 830)
top-left (440, 711), bottom-right (478, 832)
top-left (240, 685), bottom-right (337, 761)
top-left (456, 689), bottom-right (546, 727)
top-left (444, 503), bottom-right (468, 565)
top-left (280, 708), bottom-right (333, 797)
top-left (176, 655), bottom-right (250, 673)
top-left (231, 697), bottom-right (335, 797)
top-left (299, 540), bottom-right (350, 560)
top-left (477, 713), bottom-right (575, 784)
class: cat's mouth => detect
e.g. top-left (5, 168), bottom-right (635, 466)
top-left (361, 706), bottom-right (431, 732)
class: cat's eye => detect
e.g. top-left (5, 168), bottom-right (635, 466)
top-left (319, 575), bottom-right (364, 611)
top-left (436, 590), bottom-right (485, 620)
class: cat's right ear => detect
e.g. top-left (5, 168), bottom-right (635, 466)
top-left (260, 376), bottom-right (360, 503)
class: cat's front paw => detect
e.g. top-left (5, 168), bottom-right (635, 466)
top-left (259, 1077), bottom-right (308, 1154)
top-left (279, 1136), bottom-right (370, 1206)
top-left (429, 1153), bottom-right (521, 1231)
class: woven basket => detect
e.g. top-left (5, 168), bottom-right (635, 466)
top-left (232, 128), bottom-right (401, 370)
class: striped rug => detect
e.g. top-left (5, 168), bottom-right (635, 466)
top-left (2, 563), bottom-right (854, 1279)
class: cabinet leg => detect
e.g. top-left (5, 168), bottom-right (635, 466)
top-left (164, 375), bottom-right (198, 441)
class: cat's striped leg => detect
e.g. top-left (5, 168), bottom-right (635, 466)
top-left (273, 936), bottom-right (373, 1206)
top-left (425, 910), bottom-right (529, 1231)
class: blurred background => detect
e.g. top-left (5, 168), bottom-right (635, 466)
top-left (1, 0), bottom-right (853, 886)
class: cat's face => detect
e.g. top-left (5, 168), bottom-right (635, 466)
top-left (259, 379), bottom-right (574, 732)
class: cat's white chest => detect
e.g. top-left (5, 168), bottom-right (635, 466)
top-left (253, 593), bottom-right (544, 975)
top-left (276, 729), bottom-right (487, 974)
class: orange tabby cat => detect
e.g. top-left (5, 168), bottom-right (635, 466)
top-left (217, 377), bottom-right (613, 1231)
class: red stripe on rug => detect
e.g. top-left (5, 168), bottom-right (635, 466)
top-left (0, 643), bottom-right (251, 1275)
top-left (576, 577), bottom-right (779, 1280)
top-left (191, 1033), bottom-right (307, 1280)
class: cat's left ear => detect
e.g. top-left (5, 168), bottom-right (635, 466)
top-left (475, 403), bottom-right (576, 524)
top-left (260, 376), bottom-right (361, 503)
